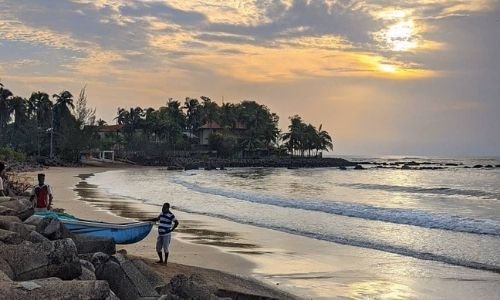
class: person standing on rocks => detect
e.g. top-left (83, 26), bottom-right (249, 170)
top-left (30, 173), bottom-right (53, 212)
top-left (0, 162), bottom-right (6, 197)
top-left (145, 202), bottom-right (179, 264)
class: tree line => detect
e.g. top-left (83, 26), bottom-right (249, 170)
top-left (0, 82), bottom-right (333, 161)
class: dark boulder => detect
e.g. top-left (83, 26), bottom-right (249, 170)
top-left (73, 235), bottom-right (116, 255)
top-left (0, 215), bottom-right (23, 230)
top-left (0, 198), bottom-right (33, 220)
top-left (354, 165), bottom-right (364, 170)
top-left (0, 238), bottom-right (81, 281)
top-left (473, 165), bottom-right (483, 168)
top-left (0, 228), bottom-right (24, 244)
top-left (95, 253), bottom-right (159, 300)
top-left (169, 274), bottom-right (219, 299)
top-left (28, 230), bottom-right (50, 243)
top-left (0, 278), bottom-right (111, 299)
top-left (35, 217), bottom-right (73, 240)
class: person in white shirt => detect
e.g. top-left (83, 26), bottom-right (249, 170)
top-left (146, 203), bottom-right (179, 264)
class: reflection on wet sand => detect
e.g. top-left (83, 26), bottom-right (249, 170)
top-left (73, 173), bottom-right (263, 253)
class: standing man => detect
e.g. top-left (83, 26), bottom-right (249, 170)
top-left (146, 203), bottom-right (179, 264)
top-left (30, 173), bottom-right (53, 212)
top-left (0, 162), bottom-right (6, 197)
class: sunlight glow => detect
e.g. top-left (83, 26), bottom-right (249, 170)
top-left (379, 64), bottom-right (398, 73)
top-left (385, 20), bottom-right (418, 51)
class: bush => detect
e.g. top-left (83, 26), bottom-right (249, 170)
top-left (0, 147), bottom-right (26, 162)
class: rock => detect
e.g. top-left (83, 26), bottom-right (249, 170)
top-left (0, 278), bottom-right (111, 299)
top-left (28, 230), bottom-right (50, 243)
top-left (107, 290), bottom-right (121, 300)
top-left (35, 217), bottom-right (73, 240)
top-left (80, 259), bottom-right (96, 273)
top-left (401, 164), bottom-right (411, 170)
top-left (485, 165), bottom-right (493, 168)
top-left (8, 222), bottom-right (32, 239)
top-left (91, 252), bottom-right (111, 270)
top-left (0, 198), bottom-right (34, 220)
top-left (339, 166), bottom-right (347, 170)
top-left (131, 258), bottom-right (169, 293)
top-left (0, 215), bottom-right (23, 230)
top-left (496, 164), bottom-right (500, 168)
top-left (0, 238), bottom-right (81, 281)
top-left (354, 165), bottom-right (364, 170)
top-left (169, 274), bottom-right (218, 299)
top-left (0, 228), bottom-right (24, 244)
top-left (73, 235), bottom-right (116, 255)
top-left (78, 267), bottom-right (97, 281)
top-left (0, 206), bottom-right (16, 217)
top-left (0, 270), bottom-right (11, 282)
top-left (0, 258), bottom-right (14, 280)
top-left (473, 164), bottom-right (483, 168)
top-left (95, 253), bottom-right (159, 300)
top-left (24, 215), bottom-right (45, 227)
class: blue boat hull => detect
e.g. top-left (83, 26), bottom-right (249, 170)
top-left (35, 211), bottom-right (153, 244)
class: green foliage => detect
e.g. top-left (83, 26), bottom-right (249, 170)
top-left (282, 115), bottom-right (333, 157)
top-left (0, 147), bottom-right (26, 162)
top-left (0, 80), bottom-right (334, 161)
top-left (208, 133), bottom-right (237, 157)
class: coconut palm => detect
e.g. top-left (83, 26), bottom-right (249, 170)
top-left (317, 124), bottom-right (333, 153)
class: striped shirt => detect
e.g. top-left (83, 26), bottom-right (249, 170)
top-left (158, 212), bottom-right (177, 236)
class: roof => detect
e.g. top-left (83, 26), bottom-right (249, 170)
top-left (198, 121), bottom-right (246, 130)
top-left (98, 124), bottom-right (124, 132)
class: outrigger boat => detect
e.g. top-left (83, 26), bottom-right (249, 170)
top-left (35, 211), bottom-right (153, 245)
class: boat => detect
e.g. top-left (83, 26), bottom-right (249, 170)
top-left (35, 211), bottom-right (153, 244)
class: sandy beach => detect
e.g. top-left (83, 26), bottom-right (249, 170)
top-left (26, 167), bottom-right (298, 299)
top-left (25, 166), bottom-right (500, 300)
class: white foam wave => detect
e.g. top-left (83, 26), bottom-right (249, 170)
top-left (173, 178), bottom-right (500, 236)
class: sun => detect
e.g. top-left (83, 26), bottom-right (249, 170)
top-left (385, 20), bottom-right (417, 51)
top-left (378, 63), bottom-right (398, 73)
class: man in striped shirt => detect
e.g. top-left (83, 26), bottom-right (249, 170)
top-left (147, 203), bottom-right (179, 264)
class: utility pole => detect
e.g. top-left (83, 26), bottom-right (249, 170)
top-left (49, 107), bottom-right (54, 159)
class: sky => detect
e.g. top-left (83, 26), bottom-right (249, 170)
top-left (0, 0), bottom-right (499, 156)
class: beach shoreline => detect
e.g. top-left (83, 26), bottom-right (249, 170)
top-left (26, 166), bottom-right (300, 299)
top-left (23, 166), bottom-right (500, 300)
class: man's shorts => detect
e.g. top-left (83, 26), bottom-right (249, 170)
top-left (156, 234), bottom-right (171, 253)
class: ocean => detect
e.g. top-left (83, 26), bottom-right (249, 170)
top-left (86, 156), bottom-right (500, 299)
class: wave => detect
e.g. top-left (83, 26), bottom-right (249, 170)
top-left (172, 178), bottom-right (500, 236)
top-left (341, 183), bottom-right (500, 201)
top-left (166, 206), bottom-right (500, 274)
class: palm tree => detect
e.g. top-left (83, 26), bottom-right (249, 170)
top-left (283, 115), bottom-right (305, 156)
top-left (183, 97), bottom-right (202, 135)
top-left (317, 124), bottom-right (333, 154)
top-left (29, 92), bottom-right (52, 129)
top-left (0, 83), bottom-right (13, 127)
top-left (10, 97), bottom-right (28, 126)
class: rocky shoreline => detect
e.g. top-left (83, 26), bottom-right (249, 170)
top-left (132, 156), bottom-right (358, 170)
top-left (0, 197), bottom-right (296, 300)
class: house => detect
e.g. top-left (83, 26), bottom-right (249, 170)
top-left (197, 121), bottom-right (246, 145)
top-left (96, 124), bottom-right (124, 139)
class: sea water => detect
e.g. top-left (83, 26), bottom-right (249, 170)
top-left (88, 156), bottom-right (500, 298)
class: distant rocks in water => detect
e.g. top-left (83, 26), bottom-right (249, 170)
top-left (473, 165), bottom-right (483, 168)
top-left (401, 164), bottom-right (412, 170)
top-left (496, 165), bottom-right (500, 168)
top-left (444, 163), bottom-right (460, 166)
top-left (484, 165), bottom-right (494, 168)
top-left (354, 165), bottom-right (364, 170)
top-left (339, 166), bottom-right (347, 170)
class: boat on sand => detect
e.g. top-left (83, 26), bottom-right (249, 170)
top-left (35, 211), bottom-right (153, 244)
